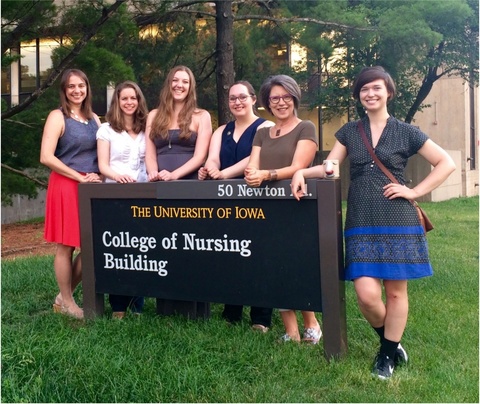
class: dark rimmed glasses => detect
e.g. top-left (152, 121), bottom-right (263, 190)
top-left (269, 94), bottom-right (293, 104)
top-left (229, 94), bottom-right (252, 103)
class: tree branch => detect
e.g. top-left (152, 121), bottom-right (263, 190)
top-left (1, 163), bottom-right (48, 188)
top-left (234, 14), bottom-right (374, 31)
top-left (1, 0), bottom-right (55, 56)
top-left (1, 0), bottom-right (126, 120)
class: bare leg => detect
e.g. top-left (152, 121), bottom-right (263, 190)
top-left (55, 250), bottom-right (82, 305)
top-left (53, 244), bottom-right (83, 318)
top-left (301, 311), bottom-right (321, 330)
top-left (301, 311), bottom-right (322, 343)
top-left (383, 280), bottom-right (408, 342)
top-left (354, 277), bottom-right (386, 328)
top-left (280, 310), bottom-right (300, 341)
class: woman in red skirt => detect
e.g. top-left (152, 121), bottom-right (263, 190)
top-left (40, 69), bottom-right (102, 319)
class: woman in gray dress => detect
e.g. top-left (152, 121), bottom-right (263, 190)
top-left (145, 65), bottom-right (212, 181)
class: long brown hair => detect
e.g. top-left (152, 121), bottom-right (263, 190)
top-left (149, 66), bottom-right (198, 140)
top-left (59, 69), bottom-right (93, 119)
top-left (105, 81), bottom-right (148, 133)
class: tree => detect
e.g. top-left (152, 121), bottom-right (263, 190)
top-left (295, 0), bottom-right (479, 123)
top-left (1, 0), bottom-right (477, 203)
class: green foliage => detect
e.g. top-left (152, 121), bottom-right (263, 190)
top-left (1, 0), bottom-right (478, 200)
top-left (1, 197), bottom-right (478, 402)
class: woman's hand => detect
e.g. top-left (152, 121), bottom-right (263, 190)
top-left (198, 166), bottom-right (209, 180)
top-left (205, 166), bottom-right (224, 180)
top-left (80, 173), bottom-right (102, 183)
top-left (113, 174), bottom-right (136, 183)
top-left (291, 170), bottom-right (307, 201)
top-left (157, 169), bottom-right (176, 181)
top-left (148, 171), bottom-right (159, 182)
top-left (244, 167), bottom-right (268, 187)
top-left (383, 183), bottom-right (418, 200)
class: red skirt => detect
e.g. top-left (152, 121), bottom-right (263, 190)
top-left (44, 171), bottom-right (81, 248)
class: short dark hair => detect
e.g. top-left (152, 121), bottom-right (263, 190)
top-left (259, 75), bottom-right (301, 116)
top-left (352, 66), bottom-right (396, 101)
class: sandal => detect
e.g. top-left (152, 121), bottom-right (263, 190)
top-left (279, 333), bottom-right (300, 343)
top-left (53, 301), bottom-right (84, 319)
top-left (252, 324), bottom-right (269, 333)
top-left (302, 327), bottom-right (322, 344)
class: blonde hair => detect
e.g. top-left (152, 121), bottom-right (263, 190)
top-left (149, 66), bottom-right (198, 140)
top-left (105, 81), bottom-right (148, 133)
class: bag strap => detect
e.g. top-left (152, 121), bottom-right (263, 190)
top-left (357, 120), bottom-right (419, 207)
top-left (357, 121), bottom-right (399, 185)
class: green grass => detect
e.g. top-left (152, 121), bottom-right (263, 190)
top-left (2, 197), bottom-right (478, 403)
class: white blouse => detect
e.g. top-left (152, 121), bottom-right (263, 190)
top-left (96, 123), bottom-right (147, 183)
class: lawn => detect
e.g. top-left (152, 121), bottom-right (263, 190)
top-left (1, 197), bottom-right (478, 403)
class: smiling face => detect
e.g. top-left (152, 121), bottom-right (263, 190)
top-left (118, 87), bottom-right (138, 117)
top-left (228, 84), bottom-right (255, 118)
top-left (359, 79), bottom-right (390, 113)
top-left (268, 85), bottom-right (295, 120)
top-left (170, 70), bottom-right (191, 103)
top-left (65, 74), bottom-right (87, 108)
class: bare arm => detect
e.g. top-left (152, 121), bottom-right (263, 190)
top-left (291, 140), bottom-right (347, 200)
top-left (144, 110), bottom-right (160, 181)
top-left (383, 139), bottom-right (456, 200)
top-left (245, 139), bottom-right (317, 187)
top-left (200, 124), bottom-right (224, 180)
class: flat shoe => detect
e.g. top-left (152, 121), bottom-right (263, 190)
top-left (252, 324), bottom-right (269, 333)
top-left (279, 333), bottom-right (300, 343)
top-left (302, 327), bottom-right (322, 344)
top-left (112, 311), bottom-right (126, 319)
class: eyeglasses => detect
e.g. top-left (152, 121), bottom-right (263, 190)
top-left (269, 94), bottom-right (293, 104)
top-left (229, 94), bottom-right (252, 103)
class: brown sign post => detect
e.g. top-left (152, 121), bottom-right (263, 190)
top-left (79, 179), bottom-right (347, 359)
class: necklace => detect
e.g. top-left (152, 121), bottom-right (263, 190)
top-left (70, 110), bottom-right (88, 125)
top-left (274, 118), bottom-right (299, 137)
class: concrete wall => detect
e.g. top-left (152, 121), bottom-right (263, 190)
top-left (1, 190), bottom-right (46, 224)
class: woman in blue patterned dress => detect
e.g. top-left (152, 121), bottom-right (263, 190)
top-left (291, 66), bottom-right (455, 379)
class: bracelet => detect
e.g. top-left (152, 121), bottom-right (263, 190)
top-left (269, 169), bottom-right (278, 181)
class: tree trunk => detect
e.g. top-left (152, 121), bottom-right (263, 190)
top-left (215, 0), bottom-right (234, 125)
top-left (405, 66), bottom-right (439, 124)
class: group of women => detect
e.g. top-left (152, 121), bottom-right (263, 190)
top-left (40, 65), bottom-right (455, 380)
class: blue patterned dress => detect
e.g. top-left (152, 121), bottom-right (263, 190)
top-left (336, 116), bottom-right (433, 281)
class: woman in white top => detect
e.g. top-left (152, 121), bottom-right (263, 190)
top-left (97, 80), bottom-right (149, 318)
top-left (97, 81), bottom-right (148, 183)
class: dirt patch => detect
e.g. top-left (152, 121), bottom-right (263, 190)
top-left (1, 221), bottom-right (56, 260)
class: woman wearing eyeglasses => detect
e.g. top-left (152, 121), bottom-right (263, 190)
top-left (199, 81), bottom-right (274, 332)
top-left (244, 75), bottom-right (321, 344)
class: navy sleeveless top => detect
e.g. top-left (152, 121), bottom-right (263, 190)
top-left (219, 118), bottom-right (265, 179)
top-left (55, 113), bottom-right (99, 173)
